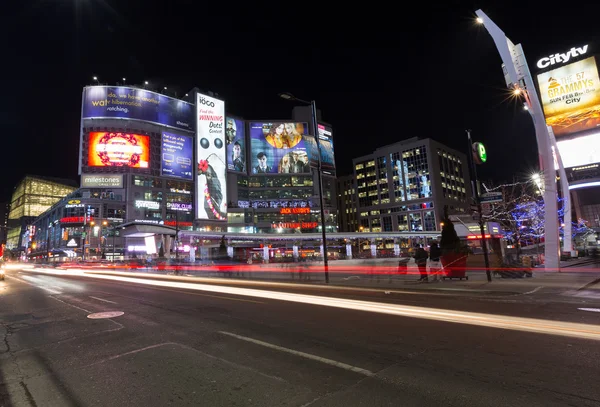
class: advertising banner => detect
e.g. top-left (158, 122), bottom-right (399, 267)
top-left (249, 122), bottom-right (310, 174)
top-left (318, 124), bottom-right (336, 174)
top-left (537, 57), bottom-right (600, 137)
top-left (88, 132), bottom-right (150, 168)
top-left (226, 117), bottom-right (246, 173)
top-left (196, 93), bottom-right (227, 221)
top-left (82, 86), bottom-right (194, 131)
top-left (161, 132), bottom-right (193, 180)
top-left (302, 124), bottom-right (335, 175)
top-left (80, 174), bottom-right (123, 188)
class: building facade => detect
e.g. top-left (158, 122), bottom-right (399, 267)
top-left (346, 137), bottom-right (471, 233)
top-left (7, 176), bottom-right (77, 250)
top-left (223, 106), bottom-right (337, 235)
top-left (336, 174), bottom-right (358, 232)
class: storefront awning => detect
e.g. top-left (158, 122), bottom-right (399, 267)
top-left (119, 221), bottom-right (177, 237)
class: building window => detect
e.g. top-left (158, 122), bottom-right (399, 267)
top-left (424, 211), bottom-right (436, 231)
top-left (403, 146), bottom-right (431, 200)
top-left (409, 212), bottom-right (423, 231)
top-left (382, 216), bottom-right (392, 232)
top-left (397, 214), bottom-right (408, 231)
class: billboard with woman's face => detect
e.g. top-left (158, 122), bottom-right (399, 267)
top-left (226, 117), bottom-right (246, 173)
top-left (249, 122), bottom-right (310, 174)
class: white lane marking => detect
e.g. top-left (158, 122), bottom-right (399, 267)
top-left (219, 331), bottom-right (375, 377)
top-left (89, 296), bottom-right (118, 304)
top-left (49, 295), bottom-right (91, 313)
top-left (578, 308), bottom-right (600, 313)
top-left (9, 275), bottom-right (62, 294)
top-left (524, 286), bottom-right (544, 295)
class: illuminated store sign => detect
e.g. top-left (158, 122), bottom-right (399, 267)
top-left (65, 199), bottom-right (85, 208)
top-left (271, 222), bottom-right (318, 229)
top-left (60, 216), bottom-right (89, 224)
top-left (170, 188), bottom-right (191, 194)
top-left (166, 202), bottom-right (192, 211)
top-left (135, 200), bottom-right (160, 210)
top-left (238, 200), bottom-right (313, 209)
top-left (536, 45), bottom-right (589, 69)
top-left (280, 208), bottom-right (311, 214)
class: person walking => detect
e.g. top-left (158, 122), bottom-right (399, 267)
top-left (414, 244), bottom-right (429, 281)
top-left (428, 241), bottom-right (442, 282)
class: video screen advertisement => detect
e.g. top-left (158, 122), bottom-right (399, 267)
top-left (196, 93), bottom-right (227, 221)
top-left (556, 132), bottom-right (600, 168)
top-left (537, 56), bottom-right (600, 137)
top-left (161, 132), bottom-right (193, 180)
top-left (88, 132), bottom-right (150, 168)
top-left (226, 117), bottom-right (246, 173)
top-left (249, 122), bottom-right (310, 174)
top-left (82, 86), bottom-right (194, 132)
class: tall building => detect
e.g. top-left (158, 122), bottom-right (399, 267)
top-left (343, 137), bottom-right (471, 233)
top-left (224, 106), bottom-right (337, 234)
top-left (7, 175), bottom-right (78, 250)
top-left (0, 202), bottom-right (9, 244)
top-left (336, 174), bottom-right (358, 232)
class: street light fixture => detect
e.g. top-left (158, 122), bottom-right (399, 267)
top-left (278, 92), bottom-right (330, 283)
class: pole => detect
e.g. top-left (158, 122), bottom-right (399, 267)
top-left (311, 99), bottom-right (329, 283)
top-left (112, 225), bottom-right (116, 263)
top-left (466, 130), bottom-right (492, 282)
top-left (82, 206), bottom-right (88, 261)
top-left (175, 210), bottom-right (179, 261)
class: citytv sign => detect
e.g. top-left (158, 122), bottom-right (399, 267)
top-left (536, 45), bottom-right (589, 69)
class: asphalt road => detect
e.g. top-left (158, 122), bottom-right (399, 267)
top-left (2, 268), bottom-right (600, 406)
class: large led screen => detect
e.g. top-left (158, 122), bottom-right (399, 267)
top-left (556, 133), bottom-right (600, 168)
top-left (196, 93), bottom-right (227, 221)
top-left (537, 57), bottom-right (600, 137)
top-left (249, 122), bottom-right (309, 174)
top-left (161, 132), bottom-right (193, 180)
top-left (82, 86), bottom-right (194, 131)
top-left (226, 117), bottom-right (246, 173)
top-left (88, 132), bottom-right (150, 168)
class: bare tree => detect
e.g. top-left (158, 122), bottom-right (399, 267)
top-left (481, 180), bottom-right (542, 261)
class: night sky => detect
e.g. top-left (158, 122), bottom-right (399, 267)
top-left (3, 1), bottom-right (600, 204)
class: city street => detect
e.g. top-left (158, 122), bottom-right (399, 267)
top-left (2, 267), bottom-right (600, 406)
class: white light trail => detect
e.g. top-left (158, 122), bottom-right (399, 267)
top-left (19, 267), bottom-right (600, 341)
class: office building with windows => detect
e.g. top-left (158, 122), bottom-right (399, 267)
top-left (7, 175), bottom-right (77, 250)
top-left (348, 137), bottom-right (471, 233)
top-left (336, 174), bottom-right (358, 232)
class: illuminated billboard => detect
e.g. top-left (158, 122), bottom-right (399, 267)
top-left (82, 86), bottom-right (194, 131)
top-left (226, 117), bottom-right (246, 173)
top-left (88, 132), bottom-right (150, 168)
top-left (537, 56), bottom-right (600, 137)
top-left (196, 93), bottom-right (227, 221)
top-left (556, 132), bottom-right (600, 168)
top-left (249, 122), bottom-right (309, 174)
top-left (161, 132), bottom-right (193, 180)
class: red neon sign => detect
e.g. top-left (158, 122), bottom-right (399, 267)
top-left (60, 216), bottom-right (92, 224)
top-left (271, 222), bottom-right (318, 229)
top-left (280, 208), bottom-right (311, 214)
top-left (467, 234), bottom-right (492, 239)
top-left (164, 220), bottom-right (193, 227)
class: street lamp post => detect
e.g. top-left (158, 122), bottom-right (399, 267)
top-left (279, 92), bottom-right (329, 283)
top-left (475, 10), bottom-right (560, 271)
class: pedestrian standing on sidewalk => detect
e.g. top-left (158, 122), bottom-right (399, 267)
top-left (414, 244), bottom-right (429, 281)
top-left (428, 241), bottom-right (442, 282)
